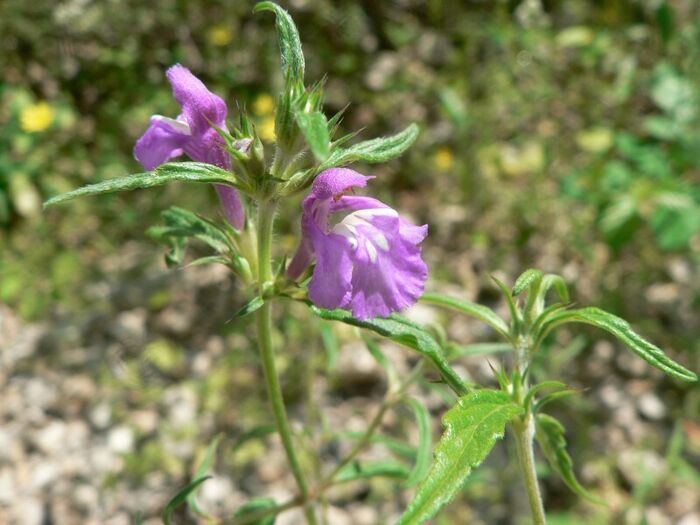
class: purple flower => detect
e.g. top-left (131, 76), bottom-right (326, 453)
top-left (288, 168), bottom-right (428, 319)
top-left (134, 64), bottom-right (245, 229)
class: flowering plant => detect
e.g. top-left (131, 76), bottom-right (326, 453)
top-left (45, 3), bottom-right (697, 524)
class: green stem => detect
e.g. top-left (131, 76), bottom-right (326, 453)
top-left (255, 199), bottom-right (317, 525)
top-left (513, 340), bottom-right (547, 525)
top-left (513, 415), bottom-right (547, 525)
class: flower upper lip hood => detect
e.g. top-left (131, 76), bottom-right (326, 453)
top-left (133, 64), bottom-right (245, 229)
top-left (288, 167), bottom-right (428, 320)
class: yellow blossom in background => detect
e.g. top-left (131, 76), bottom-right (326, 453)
top-left (253, 94), bottom-right (275, 116)
top-left (207, 24), bottom-right (233, 47)
top-left (20, 101), bottom-right (56, 133)
top-left (433, 146), bottom-right (455, 171)
top-left (258, 116), bottom-right (276, 142)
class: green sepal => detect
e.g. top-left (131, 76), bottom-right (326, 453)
top-left (295, 110), bottom-right (330, 161)
top-left (232, 296), bottom-right (265, 319)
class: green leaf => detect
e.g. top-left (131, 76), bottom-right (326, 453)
top-left (233, 498), bottom-right (278, 525)
top-left (446, 342), bottom-right (513, 360)
top-left (540, 274), bottom-right (570, 304)
top-left (363, 335), bottom-right (398, 386)
top-left (187, 434), bottom-right (223, 518)
top-left (335, 459), bottom-right (411, 483)
top-left (231, 425), bottom-right (277, 454)
top-left (539, 307), bottom-right (697, 382)
top-left (405, 398), bottom-right (432, 487)
top-left (254, 2), bottom-right (304, 87)
top-left (295, 110), bottom-right (330, 161)
top-left (308, 305), bottom-right (468, 395)
top-left (321, 123), bottom-right (419, 168)
top-left (162, 476), bottom-right (211, 525)
top-left (339, 431), bottom-right (416, 461)
top-left (398, 390), bottom-right (523, 524)
top-left (512, 268), bottom-right (544, 296)
top-left (44, 162), bottom-right (241, 208)
top-left (420, 292), bottom-right (510, 338)
top-left (160, 206), bottom-right (231, 253)
top-left (523, 381), bottom-right (568, 412)
top-left (232, 296), bottom-right (265, 319)
top-left (535, 414), bottom-right (603, 504)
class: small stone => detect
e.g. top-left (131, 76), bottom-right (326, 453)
top-left (678, 514), bottom-right (700, 525)
top-left (90, 402), bottom-right (112, 429)
top-left (34, 421), bottom-right (66, 454)
top-left (108, 425), bottom-right (135, 454)
top-left (637, 392), bottom-right (667, 420)
top-left (130, 409), bottom-right (159, 434)
top-left (111, 308), bottom-right (147, 347)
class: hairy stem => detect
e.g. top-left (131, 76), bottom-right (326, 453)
top-left (513, 416), bottom-right (547, 525)
top-left (512, 337), bottom-right (547, 525)
top-left (255, 199), bottom-right (317, 525)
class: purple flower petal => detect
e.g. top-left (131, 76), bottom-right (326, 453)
top-left (311, 168), bottom-right (373, 200)
top-left (133, 116), bottom-right (189, 170)
top-left (133, 65), bottom-right (246, 229)
top-left (166, 64), bottom-right (228, 133)
top-left (289, 169), bottom-right (428, 319)
top-left (215, 184), bottom-right (245, 230)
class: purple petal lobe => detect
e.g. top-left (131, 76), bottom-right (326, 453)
top-left (166, 64), bottom-right (228, 133)
top-left (338, 208), bottom-right (428, 319)
top-left (215, 184), bottom-right (245, 230)
top-left (133, 116), bottom-right (190, 170)
top-left (312, 168), bottom-right (373, 200)
top-left (308, 225), bottom-right (353, 310)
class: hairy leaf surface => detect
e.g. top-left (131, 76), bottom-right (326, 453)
top-left (397, 390), bottom-right (522, 524)
top-left (44, 162), bottom-right (241, 208)
top-left (535, 414), bottom-right (603, 504)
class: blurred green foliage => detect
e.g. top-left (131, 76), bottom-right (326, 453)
top-left (2, 0), bottom-right (700, 521)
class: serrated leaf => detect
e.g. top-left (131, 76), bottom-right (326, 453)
top-left (44, 162), bottom-right (241, 208)
top-left (535, 414), bottom-right (603, 504)
top-left (187, 434), bottom-right (223, 518)
top-left (295, 110), bottom-right (330, 161)
top-left (254, 2), bottom-right (304, 88)
top-left (308, 305), bottom-right (468, 395)
top-left (405, 398), bottom-right (432, 487)
top-left (539, 307), bottom-right (697, 382)
top-left (420, 292), bottom-right (510, 338)
top-left (162, 476), bottom-right (211, 525)
top-left (161, 206), bottom-right (231, 253)
top-left (335, 459), bottom-right (411, 483)
top-left (397, 390), bottom-right (523, 524)
top-left (233, 498), bottom-right (278, 525)
top-left (512, 268), bottom-right (544, 296)
top-left (321, 123), bottom-right (419, 168)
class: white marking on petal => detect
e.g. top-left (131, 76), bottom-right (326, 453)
top-left (373, 231), bottom-right (389, 251)
top-left (365, 240), bottom-right (378, 263)
top-left (151, 115), bottom-right (192, 135)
